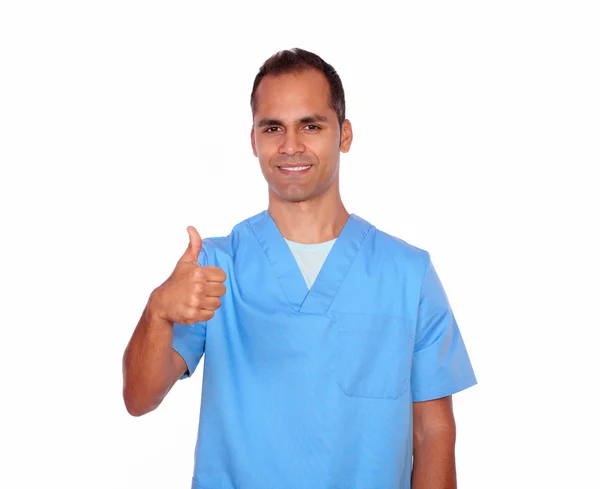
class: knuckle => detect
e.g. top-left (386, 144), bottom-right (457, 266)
top-left (193, 267), bottom-right (204, 280)
top-left (188, 295), bottom-right (200, 309)
top-left (181, 307), bottom-right (195, 323)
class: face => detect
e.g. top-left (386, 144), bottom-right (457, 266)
top-left (251, 69), bottom-right (352, 203)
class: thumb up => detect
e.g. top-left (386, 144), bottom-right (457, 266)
top-left (150, 226), bottom-right (227, 325)
top-left (178, 226), bottom-right (203, 265)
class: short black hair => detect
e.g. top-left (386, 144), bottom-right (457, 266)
top-left (250, 48), bottom-right (346, 131)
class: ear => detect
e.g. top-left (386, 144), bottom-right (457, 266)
top-left (340, 119), bottom-right (353, 153)
top-left (250, 126), bottom-right (258, 157)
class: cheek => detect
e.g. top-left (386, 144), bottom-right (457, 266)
top-left (254, 137), bottom-right (275, 157)
top-left (256, 148), bottom-right (272, 167)
top-left (316, 131), bottom-right (340, 151)
top-left (255, 145), bottom-right (274, 170)
top-left (312, 139), bottom-right (338, 161)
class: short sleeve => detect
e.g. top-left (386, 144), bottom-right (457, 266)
top-left (410, 256), bottom-right (477, 402)
top-left (172, 321), bottom-right (207, 380)
top-left (171, 244), bottom-right (210, 380)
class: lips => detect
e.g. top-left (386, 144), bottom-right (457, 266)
top-left (277, 164), bottom-right (313, 175)
top-left (279, 164), bottom-right (312, 171)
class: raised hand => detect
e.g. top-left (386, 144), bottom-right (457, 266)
top-left (150, 226), bottom-right (227, 325)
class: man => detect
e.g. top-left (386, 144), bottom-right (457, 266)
top-left (122, 48), bottom-right (477, 489)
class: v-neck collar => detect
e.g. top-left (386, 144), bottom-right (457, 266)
top-left (247, 210), bottom-right (373, 315)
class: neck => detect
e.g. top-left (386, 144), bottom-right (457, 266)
top-left (267, 189), bottom-right (350, 244)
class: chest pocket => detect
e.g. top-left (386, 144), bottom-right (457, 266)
top-left (335, 313), bottom-right (413, 400)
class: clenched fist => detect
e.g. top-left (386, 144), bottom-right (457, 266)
top-left (150, 226), bottom-right (227, 325)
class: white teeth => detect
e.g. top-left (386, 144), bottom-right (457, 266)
top-left (281, 165), bottom-right (311, 172)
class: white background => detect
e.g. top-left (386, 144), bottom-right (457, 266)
top-left (1, 1), bottom-right (598, 488)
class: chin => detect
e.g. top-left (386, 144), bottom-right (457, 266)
top-left (270, 185), bottom-right (313, 203)
top-left (281, 191), bottom-right (311, 203)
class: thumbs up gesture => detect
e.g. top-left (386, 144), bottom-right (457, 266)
top-left (150, 226), bottom-right (227, 325)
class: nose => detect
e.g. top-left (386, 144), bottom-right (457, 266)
top-left (278, 130), bottom-right (305, 156)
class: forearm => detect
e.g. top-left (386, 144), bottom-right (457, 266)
top-left (122, 293), bottom-right (176, 416)
top-left (411, 428), bottom-right (457, 489)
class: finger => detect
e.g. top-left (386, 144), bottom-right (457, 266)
top-left (202, 266), bottom-right (227, 282)
top-left (178, 226), bottom-right (203, 264)
top-left (203, 282), bottom-right (227, 297)
top-left (198, 296), bottom-right (222, 311)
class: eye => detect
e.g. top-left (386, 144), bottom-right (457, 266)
top-left (264, 127), bottom-right (281, 133)
top-left (305, 124), bottom-right (321, 131)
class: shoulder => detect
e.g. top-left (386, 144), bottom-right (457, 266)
top-left (199, 211), bottom-right (263, 265)
top-left (360, 214), bottom-right (432, 275)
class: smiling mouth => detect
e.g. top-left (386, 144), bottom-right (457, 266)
top-left (278, 165), bottom-right (313, 172)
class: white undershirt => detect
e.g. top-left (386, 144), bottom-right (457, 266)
top-left (283, 237), bottom-right (337, 289)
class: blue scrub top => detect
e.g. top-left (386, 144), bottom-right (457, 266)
top-left (172, 210), bottom-right (477, 489)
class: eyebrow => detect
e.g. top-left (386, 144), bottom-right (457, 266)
top-left (256, 114), bottom-right (330, 128)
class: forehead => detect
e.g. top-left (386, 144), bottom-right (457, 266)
top-left (253, 69), bottom-right (333, 118)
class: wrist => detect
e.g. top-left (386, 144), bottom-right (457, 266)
top-left (146, 288), bottom-right (172, 327)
